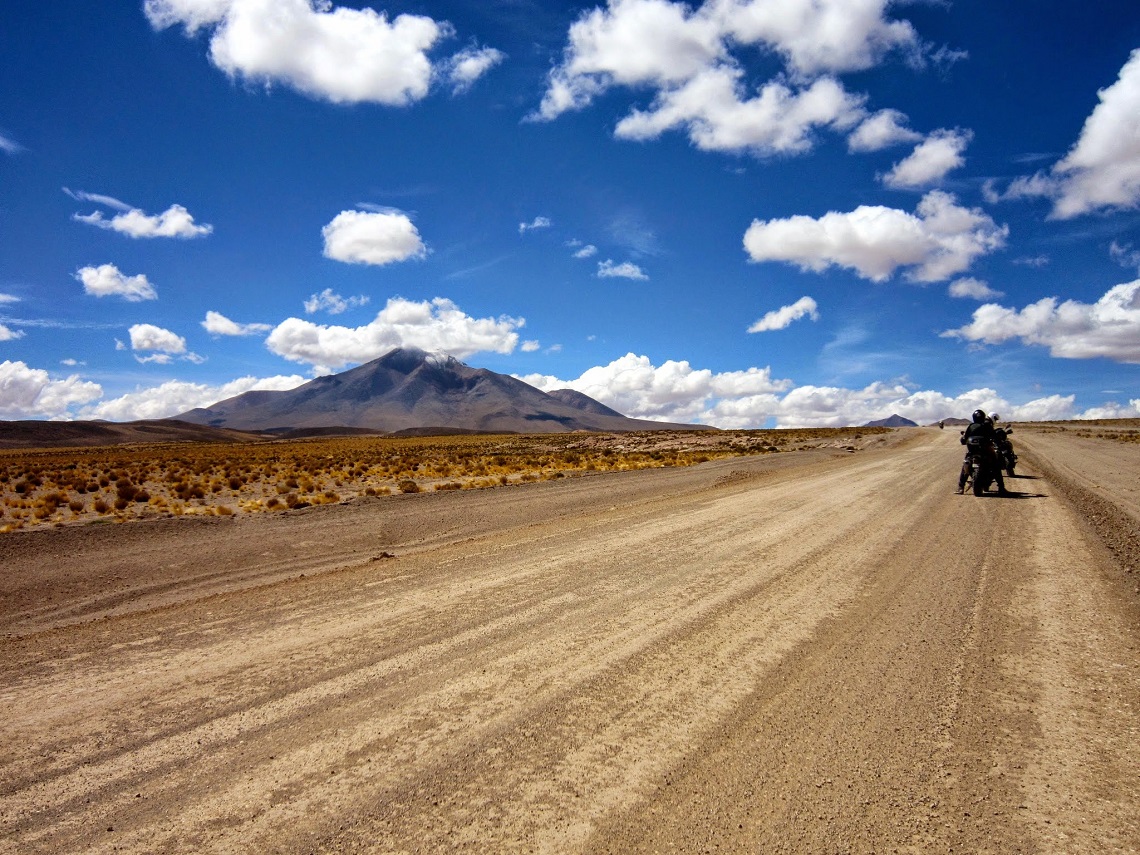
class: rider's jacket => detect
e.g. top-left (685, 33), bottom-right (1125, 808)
top-left (961, 420), bottom-right (997, 448)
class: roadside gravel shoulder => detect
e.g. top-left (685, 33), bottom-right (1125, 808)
top-left (1015, 430), bottom-right (1140, 601)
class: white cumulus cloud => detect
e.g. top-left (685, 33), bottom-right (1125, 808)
top-left (0, 360), bottom-right (103, 419)
top-left (129, 324), bottom-right (187, 357)
top-left (847, 108), bottom-right (922, 152)
top-left (521, 354), bottom-right (1082, 428)
top-left (1052, 48), bottom-right (1140, 218)
top-left (145, 0), bottom-right (458, 106)
top-left (520, 352), bottom-right (791, 425)
top-left (743, 190), bottom-right (1008, 283)
top-left (995, 49), bottom-right (1140, 219)
top-left (75, 264), bottom-right (158, 302)
top-left (713, 0), bottom-right (921, 78)
top-left (536, 0), bottom-right (929, 158)
top-left (202, 310), bottom-right (272, 336)
top-left (265, 296), bottom-right (523, 373)
top-left (748, 296), bottom-right (819, 332)
top-left (881, 128), bottom-right (972, 189)
top-left (322, 209), bottom-right (427, 266)
top-left (538, 0), bottom-right (724, 120)
top-left (0, 324), bottom-right (25, 342)
top-left (613, 69), bottom-right (864, 155)
top-left (1079, 398), bottom-right (1140, 420)
top-left (943, 279), bottom-right (1140, 363)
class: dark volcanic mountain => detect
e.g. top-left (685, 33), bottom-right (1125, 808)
top-left (864, 414), bottom-right (918, 428)
top-left (176, 348), bottom-right (710, 434)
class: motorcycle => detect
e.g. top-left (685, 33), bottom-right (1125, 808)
top-left (961, 433), bottom-right (1003, 496)
top-left (994, 426), bottom-right (1017, 476)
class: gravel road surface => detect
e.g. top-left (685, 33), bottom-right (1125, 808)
top-left (1, 427), bottom-right (1137, 853)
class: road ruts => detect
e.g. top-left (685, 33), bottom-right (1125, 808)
top-left (1, 429), bottom-right (1137, 853)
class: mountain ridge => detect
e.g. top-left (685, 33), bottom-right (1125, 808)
top-left (175, 348), bottom-right (712, 434)
top-left (863, 414), bottom-right (919, 428)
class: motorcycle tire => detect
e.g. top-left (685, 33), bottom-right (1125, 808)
top-left (973, 467), bottom-right (984, 496)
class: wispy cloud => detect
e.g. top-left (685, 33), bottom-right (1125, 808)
top-left (519, 216), bottom-right (552, 234)
top-left (597, 259), bottom-right (648, 281)
top-left (202, 311), bottom-right (272, 336)
top-left (68, 189), bottom-right (213, 239)
top-left (64, 188), bottom-right (133, 211)
top-left (0, 132), bottom-right (23, 155)
top-left (303, 288), bottom-right (370, 315)
top-left (445, 45), bottom-right (506, 94)
top-left (748, 297), bottom-right (819, 332)
top-left (948, 278), bottom-right (1004, 300)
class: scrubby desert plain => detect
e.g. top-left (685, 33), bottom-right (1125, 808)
top-left (1, 422), bottom-right (1138, 853)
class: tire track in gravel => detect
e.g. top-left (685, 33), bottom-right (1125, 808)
top-left (2, 438), bottom-right (927, 853)
top-left (586, 431), bottom-right (1140, 854)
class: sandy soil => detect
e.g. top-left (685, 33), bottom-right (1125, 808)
top-left (1, 428), bottom-right (1137, 853)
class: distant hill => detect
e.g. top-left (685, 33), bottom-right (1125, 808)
top-left (0, 419), bottom-right (260, 449)
top-left (864, 414), bottom-right (918, 428)
top-left (176, 347), bottom-right (713, 435)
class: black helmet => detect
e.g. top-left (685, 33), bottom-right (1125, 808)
top-left (972, 409), bottom-right (986, 423)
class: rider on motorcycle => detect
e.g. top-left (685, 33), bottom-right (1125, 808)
top-left (990, 414), bottom-right (1017, 474)
top-left (956, 409), bottom-right (1009, 495)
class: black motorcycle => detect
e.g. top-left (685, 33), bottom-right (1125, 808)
top-left (961, 434), bottom-right (1003, 496)
top-left (994, 426), bottom-right (1016, 476)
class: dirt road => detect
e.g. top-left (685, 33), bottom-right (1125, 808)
top-left (2, 428), bottom-right (1137, 853)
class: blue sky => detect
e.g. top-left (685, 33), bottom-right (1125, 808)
top-left (1, 0), bottom-right (1139, 428)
